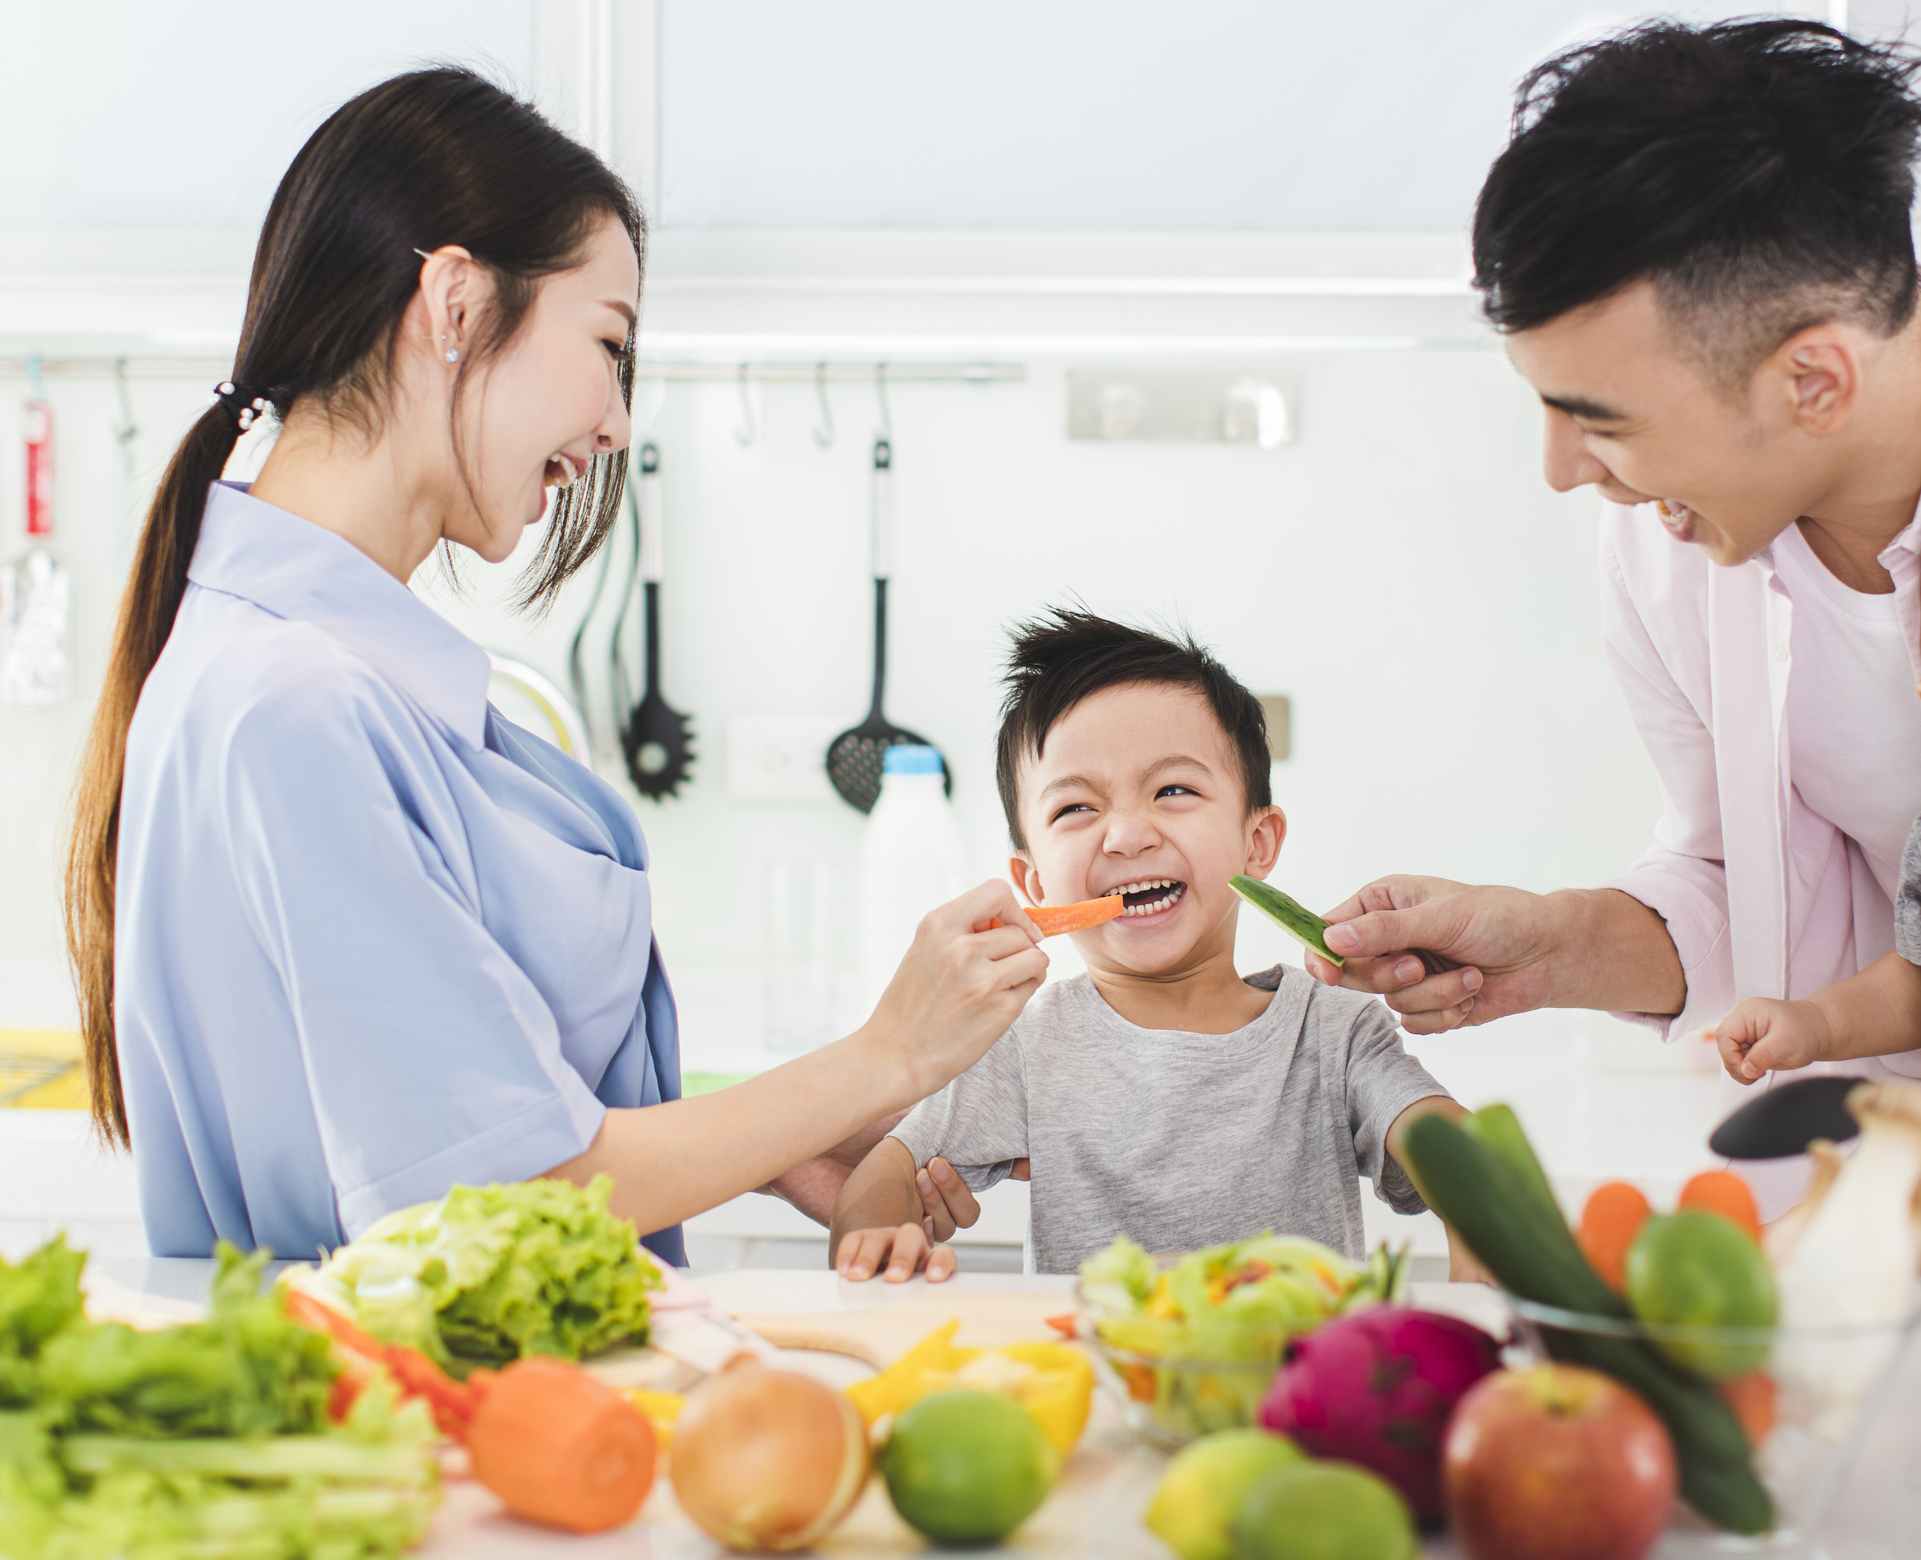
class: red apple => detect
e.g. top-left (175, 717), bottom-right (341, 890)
top-left (1443, 1365), bottom-right (1676, 1560)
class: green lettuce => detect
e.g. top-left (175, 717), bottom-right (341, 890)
top-left (307, 1174), bottom-right (663, 1373)
top-left (0, 1239), bottom-right (439, 1560)
top-left (39, 1247), bottom-right (337, 1440)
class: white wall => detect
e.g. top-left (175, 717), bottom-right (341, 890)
top-left (0, 344), bottom-right (1664, 1039)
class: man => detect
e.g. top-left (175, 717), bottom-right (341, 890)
top-left (1311, 21), bottom-right (1921, 1129)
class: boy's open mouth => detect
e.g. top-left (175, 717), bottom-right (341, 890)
top-left (1113, 879), bottom-right (1187, 917)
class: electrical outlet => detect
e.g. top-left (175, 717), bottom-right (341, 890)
top-left (727, 716), bottom-right (846, 802)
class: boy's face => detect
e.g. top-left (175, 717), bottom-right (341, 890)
top-left (1010, 681), bottom-right (1285, 979)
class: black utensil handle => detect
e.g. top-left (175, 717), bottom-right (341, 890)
top-left (868, 577), bottom-right (888, 718)
top-left (639, 442), bottom-right (663, 585)
top-left (872, 438), bottom-right (893, 582)
top-left (643, 580), bottom-right (662, 700)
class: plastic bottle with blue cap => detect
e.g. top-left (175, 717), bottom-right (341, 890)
top-left (857, 745), bottom-right (968, 1015)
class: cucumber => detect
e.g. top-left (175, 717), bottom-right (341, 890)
top-left (1228, 876), bottom-right (1343, 965)
top-left (1402, 1115), bottom-right (1774, 1535)
top-left (1460, 1103), bottom-right (1563, 1227)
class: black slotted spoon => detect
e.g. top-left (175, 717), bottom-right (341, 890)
top-left (826, 437), bottom-right (949, 813)
top-left (618, 442), bottom-right (695, 798)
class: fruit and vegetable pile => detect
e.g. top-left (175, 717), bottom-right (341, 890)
top-left (5, 1080), bottom-right (1916, 1559)
top-left (1137, 1085), bottom-right (1921, 1560)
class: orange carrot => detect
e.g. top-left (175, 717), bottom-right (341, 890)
top-left (1577, 1181), bottom-right (1653, 1293)
top-left (468, 1356), bottom-right (657, 1534)
top-left (1044, 1313), bottom-right (1078, 1337)
top-left (1718, 1370), bottom-right (1778, 1448)
top-left (1679, 1169), bottom-right (1762, 1242)
top-left (991, 896), bottom-right (1125, 937)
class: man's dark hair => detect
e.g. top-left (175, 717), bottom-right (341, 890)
top-left (994, 608), bottom-right (1272, 850)
top-left (1473, 19), bottom-right (1921, 386)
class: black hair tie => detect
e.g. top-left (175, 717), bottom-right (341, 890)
top-left (211, 380), bottom-right (270, 432)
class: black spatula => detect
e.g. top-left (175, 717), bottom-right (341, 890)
top-left (825, 438), bottom-right (948, 813)
top-left (1707, 1075), bottom-right (1866, 1160)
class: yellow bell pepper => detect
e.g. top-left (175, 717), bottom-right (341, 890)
top-left (845, 1322), bottom-right (1094, 1455)
top-left (623, 1388), bottom-right (684, 1450)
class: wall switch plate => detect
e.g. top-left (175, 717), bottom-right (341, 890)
top-left (727, 715), bottom-right (846, 802)
top-left (1257, 695), bottom-right (1291, 761)
top-left (1067, 370), bottom-right (1298, 448)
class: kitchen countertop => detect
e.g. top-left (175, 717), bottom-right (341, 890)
top-left (79, 1261), bottom-right (1921, 1560)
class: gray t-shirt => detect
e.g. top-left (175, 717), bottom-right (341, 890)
top-left (1898, 813), bottom-right (1921, 965)
top-left (889, 964), bottom-right (1448, 1276)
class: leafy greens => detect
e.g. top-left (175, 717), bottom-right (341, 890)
top-left (297, 1174), bottom-right (663, 1374)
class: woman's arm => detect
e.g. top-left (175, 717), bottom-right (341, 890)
top-left (548, 880), bottom-right (1046, 1235)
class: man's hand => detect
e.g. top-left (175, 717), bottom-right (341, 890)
top-left (1305, 878), bottom-right (1683, 1035)
top-left (1712, 998), bottom-right (1833, 1084)
top-left (835, 1221), bottom-right (955, 1283)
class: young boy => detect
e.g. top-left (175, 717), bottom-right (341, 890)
top-left (829, 609), bottom-right (1473, 1281)
top-left (1714, 814), bottom-right (1921, 1081)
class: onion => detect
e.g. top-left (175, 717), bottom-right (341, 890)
top-left (670, 1360), bottom-right (870, 1551)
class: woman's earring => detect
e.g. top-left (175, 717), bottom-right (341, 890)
top-left (445, 347), bottom-right (460, 364)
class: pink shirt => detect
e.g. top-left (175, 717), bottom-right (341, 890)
top-left (1599, 497), bottom-right (1921, 1090)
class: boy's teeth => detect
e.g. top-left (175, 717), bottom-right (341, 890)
top-left (1120, 882), bottom-right (1186, 917)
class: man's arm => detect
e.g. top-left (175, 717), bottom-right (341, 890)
top-left (1385, 1095), bottom-right (1492, 1285)
top-left (1307, 880), bottom-right (1686, 1035)
top-left (828, 1137), bottom-right (958, 1282)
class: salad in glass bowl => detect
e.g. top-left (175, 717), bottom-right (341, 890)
top-left (1073, 1233), bottom-right (1407, 1446)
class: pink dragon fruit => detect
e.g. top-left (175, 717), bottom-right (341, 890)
top-left (1257, 1308), bottom-right (1500, 1523)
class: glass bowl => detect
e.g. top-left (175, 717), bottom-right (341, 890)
top-left (1073, 1274), bottom-right (1290, 1449)
top-left (1505, 1292), bottom-right (1921, 1557)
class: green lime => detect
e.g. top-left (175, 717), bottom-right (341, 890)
top-left (1232, 1462), bottom-right (1417, 1560)
top-left (1625, 1209), bottom-right (1777, 1379)
top-left (1146, 1430), bottom-right (1306, 1560)
top-left (880, 1390), bottom-right (1060, 1546)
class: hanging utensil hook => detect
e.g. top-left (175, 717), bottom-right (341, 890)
top-left (733, 362), bottom-right (757, 447)
top-left (112, 358), bottom-right (139, 453)
top-left (874, 361), bottom-right (893, 441)
top-left (812, 362), bottom-right (835, 448)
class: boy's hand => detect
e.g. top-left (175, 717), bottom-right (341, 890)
top-left (835, 1222), bottom-right (956, 1283)
top-left (1713, 998), bottom-right (1834, 1084)
top-left (916, 1157), bottom-right (979, 1241)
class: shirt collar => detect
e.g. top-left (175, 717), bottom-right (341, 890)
top-left (1879, 494), bottom-right (1921, 567)
top-left (188, 481), bottom-right (490, 747)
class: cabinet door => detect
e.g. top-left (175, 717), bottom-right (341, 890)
top-left (657, 0), bottom-right (1800, 233)
top-left (0, 2), bottom-right (535, 252)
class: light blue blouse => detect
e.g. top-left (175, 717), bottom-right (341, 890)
top-left (116, 482), bottom-right (684, 1265)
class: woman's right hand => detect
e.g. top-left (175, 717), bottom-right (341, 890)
top-left (865, 880), bottom-right (1048, 1100)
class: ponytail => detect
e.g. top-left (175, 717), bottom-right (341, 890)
top-left (63, 68), bottom-right (641, 1147)
top-left (66, 409), bottom-right (241, 1145)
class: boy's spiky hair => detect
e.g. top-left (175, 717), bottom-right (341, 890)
top-left (995, 607), bottom-right (1272, 850)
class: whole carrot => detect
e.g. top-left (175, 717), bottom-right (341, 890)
top-left (1678, 1169), bottom-right (1761, 1242)
top-left (990, 895), bottom-right (1124, 937)
top-left (1577, 1181), bottom-right (1653, 1294)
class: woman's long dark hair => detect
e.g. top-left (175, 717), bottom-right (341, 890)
top-left (67, 69), bottom-right (642, 1146)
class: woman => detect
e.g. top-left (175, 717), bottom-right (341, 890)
top-left (66, 69), bottom-right (1046, 1262)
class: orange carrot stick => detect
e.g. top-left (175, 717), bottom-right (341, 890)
top-left (991, 896), bottom-right (1125, 937)
top-left (468, 1356), bottom-right (658, 1534)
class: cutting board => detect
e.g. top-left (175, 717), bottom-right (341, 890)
top-left (729, 1289), bottom-right (1076, 1370)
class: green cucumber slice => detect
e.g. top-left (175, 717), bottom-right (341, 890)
top-left (1228, 875), bottom-right (1343, 966)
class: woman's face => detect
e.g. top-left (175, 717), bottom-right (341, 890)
top-left (448, 214), bottom-right (640, 564)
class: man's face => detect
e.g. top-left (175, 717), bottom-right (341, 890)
top-left (1506, 280), bottom-right (1840, 565)
top-left (1010, 682), bottom-right (1283, 981)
